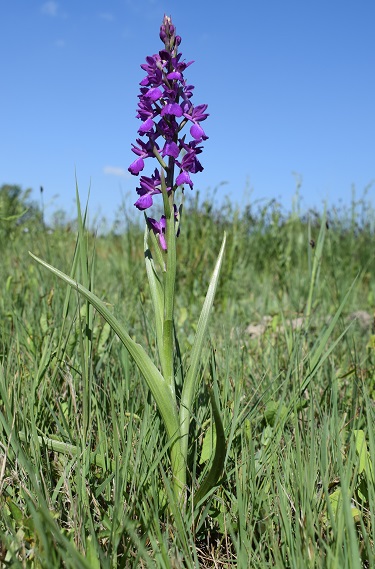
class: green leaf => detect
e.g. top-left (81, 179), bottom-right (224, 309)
top-left (200, 423), bottom-right (216, 464)
top-left (6, 498), bottom-right (24, 524)
top-left (144, 227), bottom-right (165, 369)
top-left (1, 208), bottom-right (28, 221)
top-left (86, 535), bottom-right (101, 569)
top-left (180, 233), bottom-right (226, 460)
top-left (264, 400), bottom-right (289, 427)
top-left (353, 429), bottom-right (374, 483)
top-left (97, 322), bottom-right (111, 356)
top-left (328, 488), bottom-right (361, 522)
top-left (193, 388), bottom-right (226, 507)
top-left (354, 430), bottom-right (367, 475)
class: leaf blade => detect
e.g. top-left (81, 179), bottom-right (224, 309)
top-left (180, 233), bottom-right (226, 457)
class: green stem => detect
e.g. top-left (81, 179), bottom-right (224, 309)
top-left (160, 170), bottom-right (177, 396)
top-left (161, 164), bottom-right (185, 498)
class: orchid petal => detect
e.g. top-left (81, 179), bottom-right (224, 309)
top-left (135, 194), bottom-right (153, 210)
top-left (163, 141), bottom-right (179, 158)
top-left (128, 157), bottom-right (145, 175)
top-left (176, 171), bottom-right (193, 187)
top-left (145, 87), bottom-right (163, 101)
top-left (161, 103), bottom-right (183, 117)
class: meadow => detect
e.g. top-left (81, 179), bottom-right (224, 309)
top-left (1, 184), bottom-right (375, 568)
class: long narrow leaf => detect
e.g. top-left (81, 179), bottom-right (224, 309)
top-left (179, 233), bottom-right (226, 458)
top-left (163, 202), bottom-right (177, 392)
top-left (144, 227), bottom-right (166, 372)
top-left (193, 388), bottom-right (226, 507)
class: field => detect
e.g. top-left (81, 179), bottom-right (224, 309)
top-left (1, 185), bottom-right (375, 568)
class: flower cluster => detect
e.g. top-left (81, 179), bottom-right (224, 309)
top-left (128, 15), bottom-right (208, 248)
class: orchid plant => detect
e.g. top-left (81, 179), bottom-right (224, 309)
top-left (30, 15), bottom-right (226, 510)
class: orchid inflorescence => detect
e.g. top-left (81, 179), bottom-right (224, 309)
top-left (129, 15), bottom-right (209, 250)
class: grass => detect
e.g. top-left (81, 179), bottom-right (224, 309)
top-left (1, 186), bottom-right (375, 567)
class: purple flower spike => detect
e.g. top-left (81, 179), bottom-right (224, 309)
top-left (128, 14), bottom-right (209, 244)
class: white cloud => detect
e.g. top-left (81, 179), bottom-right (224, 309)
top-left (103, 166), bottom-right (130, 178)
top-left (41, 1), bottom-right (58, 16)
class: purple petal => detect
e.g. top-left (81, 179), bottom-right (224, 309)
top-left (135, 194), bottom-right (153, 210)
top-left (147, 217), bottom-right (161, 231)
top-left (176, 171), bottom-right (193, 187)
top-left (161, 103), bottom-right (183, 117)
top-left (148, 215), bottom-right (166, 233)
top-left (167, 71), bottom-right (182, 80)
top-left (190, 123), bottom-right (206, 140)
top-left (159, 215), bottom-right (167, 230)
top-left (128, 157), bottom-right (145, 175)
top-left (163, 141), bottom-right (179, 158)
top-left (192, 104), bottom-right (209, 121)
top-left (138, 118), bottom-right (154, 134)
top-left (138, 171), bottom-right (161, 194)
top-left (145, 87), bottom-right (163, 101)
top-left (159, 234), bottom-right (167, 251)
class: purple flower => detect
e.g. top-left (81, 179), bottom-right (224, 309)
top-left (190, 123), bottom-right (207, 141)
top-left (177, 140), bottom-right (203, 174)
top-left (134, 168), bottom-right (166, 210)
top-left (147, 215), bottom-right (167, 250)
top-left (176, 171), bottom-right (193, 188)
top-left (184, 104), bottom-right (209, 141)
top-left (128, 138), bottom-right (158, 175)
top-left (135, 194), bottom-right (153, 210)
top-left (167, 71), bottom-right (181, 80)
top-left (140, 55), bottom-right (163, 86)
top-left (146, 205), bottom-right (180, 250)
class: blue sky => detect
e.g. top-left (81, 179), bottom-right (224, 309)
top-left (2, 0), bottom-right (375, 225)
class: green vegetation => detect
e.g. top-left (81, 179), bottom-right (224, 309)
top-left (1, 183), bottom-right (375, 567)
